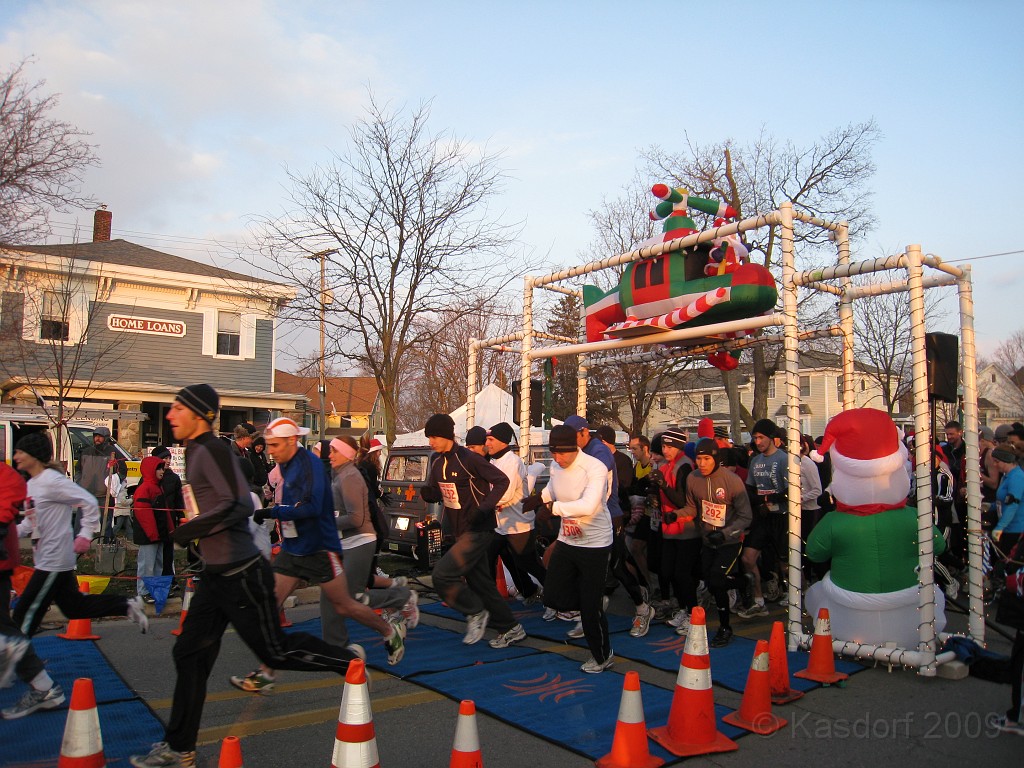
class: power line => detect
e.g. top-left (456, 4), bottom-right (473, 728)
top-left (946, 249), bottom-right (1024, 264)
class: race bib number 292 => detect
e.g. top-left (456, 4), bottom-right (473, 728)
top-left (438, 482), bottom-right (461, 509)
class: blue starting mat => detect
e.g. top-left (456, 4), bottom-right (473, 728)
top-left (413, 651), bottom-right (747, 764)
top-left (420, 599), bottom-right (635, 643)
top-left (0, 637), bottom-right (164, 768)
top-left (285, 614), bottom-right (541, 678)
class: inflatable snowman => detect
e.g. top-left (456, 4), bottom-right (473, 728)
top-left (805, 408), bottom-right (947, 648)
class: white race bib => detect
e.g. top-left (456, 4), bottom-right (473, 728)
top-left (701, 500), bottom-right (726, 527)
top-left (438, 482), bottom-right (461, 509)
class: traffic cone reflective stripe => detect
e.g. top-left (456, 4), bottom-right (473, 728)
top-left (768, 621), bottom-right (804, 704)
top-left (648, 607), bottom-right (738, 757)
top-left (449, 700), bottom-right (483, 768)
top-left (59, 678), bottom-right (105, 768)
top-left (596, 671), bottom-right (664, 768)
top-left (59, 580), bottom-right (100, 641)
top-left (794, 609), bottom-right (849, 685)
top-left (171, 578), bottom-right (194, 637)
top-left (219, 735), bottom-right (243, 768)
top-left (723, 640), bottom-right (787, 734)
top-left (331, 659), bottom-right (379, 768)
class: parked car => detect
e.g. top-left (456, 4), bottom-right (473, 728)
top-left (379, 445), bottom-right (446, 563)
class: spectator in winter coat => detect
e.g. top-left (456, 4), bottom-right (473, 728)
top-left (76, 426), bottom-right (128, 539)
top-left (133, 456), bottom-right (175, 602)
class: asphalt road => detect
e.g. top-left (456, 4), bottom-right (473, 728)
top-left (16, 580), bottom-right (1017, 768)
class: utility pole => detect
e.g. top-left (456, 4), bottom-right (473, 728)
top-left (307, 248), bottom-right (338, 440)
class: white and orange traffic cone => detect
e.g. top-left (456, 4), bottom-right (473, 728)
top-left (59, 580), bottom-right (100, 641)
top-left (279, 606), bottom-right (293, 628)
top-left (449, 700), bottom-right (484, 768)
top-left (768, 621), bottom-right (804, 704)
top-left (171, 578), bottom-right (194, 637)
top-left (596, 671), bottom-right (663, 768)
top-left (331, 658), bottom-right (379, 768)
top-left (59, 678), bottom-right (105, 768)
top-left (219, 735), bottom-right (244, 768)
top-left (794, 609), bottom-right (849, 686)
top-left (722, 639), bottom-right (787, 734)
top-left (648, 607), bottom-right (738, 757)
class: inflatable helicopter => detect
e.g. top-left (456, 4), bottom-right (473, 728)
top-left (582, 184), bottom-right (778, 370)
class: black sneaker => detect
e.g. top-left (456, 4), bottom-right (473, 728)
top-left (710, 627), bottom-right (734, 648)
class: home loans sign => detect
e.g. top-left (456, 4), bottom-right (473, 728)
top-left (107, 314), bottom-right (187, 337)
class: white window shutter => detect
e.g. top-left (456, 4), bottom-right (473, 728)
top-left (201, 309), bottom-right (217, 356)
top-left (241, 313), bottom-right (257, 359)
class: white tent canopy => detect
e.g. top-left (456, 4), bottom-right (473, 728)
top-left (392, 383), bottom-right (516, 446)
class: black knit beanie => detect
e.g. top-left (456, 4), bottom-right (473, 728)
top-left (16, 431), bottom-right (53, 463)
top-left (176, 384), bottom-right (220, 423)
top-left (695, 438), bottom-right (720, 473)
top-left (751, 418), bottom-right (777, 439)
top-left (488, 422), bottom-right (516, 446)
top-left (424, 413), bottom-right (456, 441)
top-left (465, 426), bottom-right (487, 446)
top-left (549, 424), bottom-right (578, 453)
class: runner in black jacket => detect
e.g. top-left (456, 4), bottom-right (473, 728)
top-left (421, 413), bottom-right (523, 648)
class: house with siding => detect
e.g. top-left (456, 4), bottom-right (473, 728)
top-left (618, 350), bottom-right (887, 439)
top-left (976, 364), bottom-right (1024, 425)
top-left (0, 209), bottom-right (299, 455)
top-left (274, 371), bottom-right (384, 437)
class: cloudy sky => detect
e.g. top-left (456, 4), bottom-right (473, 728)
top-left (1, 0), bottom-right (1021, 365)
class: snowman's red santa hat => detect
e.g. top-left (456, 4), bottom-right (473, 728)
top-left (818, 408), bottom-right (911, 508)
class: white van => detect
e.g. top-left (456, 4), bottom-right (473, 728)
top-left (0, 404), bottom-right (142, 483)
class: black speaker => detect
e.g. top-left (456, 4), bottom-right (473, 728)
top-left (511, 379), bottom-right (543, 427)
top-left (925, 332), bottom-right (959, 403)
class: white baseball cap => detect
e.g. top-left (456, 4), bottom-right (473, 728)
top-left (263, 417), bottom-right (311, 438)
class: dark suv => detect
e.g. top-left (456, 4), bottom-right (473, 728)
top-left (379, 445), bottom-right (445, 561)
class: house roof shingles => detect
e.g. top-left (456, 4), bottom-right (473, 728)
top-left (10, 240), bottom-right (280, 285)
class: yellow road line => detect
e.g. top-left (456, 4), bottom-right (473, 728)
top-left (195, 690), bottom-right (442, 745)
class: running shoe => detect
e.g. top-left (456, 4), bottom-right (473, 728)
top-left (229, 670), bottom-right (275, 693)
top-left (580, 652), bottom-right (615, 674)
top-left (126, 596), bottom-right (150, 634)
top-left (385, 619), bottom-right (406, 665)
top-left (401, 590), bottom-right (420, 629)
top-left (2, 683), bottom-right (65, 719)
top-left (463, 610), bottom-right (490, 645)
top-left (629, 604), bottom-right (655, 638)
top-left (129, 742), bottom-right (197, 767)
top-left (488, 624), bottom-right (526, 648)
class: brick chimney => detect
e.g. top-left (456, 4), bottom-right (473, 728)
top-left (93, 206), bottom-right (112, 242)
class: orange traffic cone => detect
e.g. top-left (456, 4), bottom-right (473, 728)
top-left (596, 671), bottom-right (664, 768)
top-left (768, 621), bottom-right (804, 704)
top-left (648, 607), bottom-right (738, 757)
top-left (495, 557), bottom-right (509, 599)
top-left (331, 658), bottom-right (379, 768)
top-left (219, 735), bottom-right (244, 768)
top-left (723, 640), bottom-right (787, 734)
top-left (279, 606), bottom-right (293, 628)
top-left (59, 580), bottom-right (100, 641)
top-left (59, 678), bottom-right (105, 768)
top-left (449, 700), bottom-right (484, 768)
top-left (794, 608), bottom-right (849, 686)
top-left (171, 578), bottom-right (194, 637)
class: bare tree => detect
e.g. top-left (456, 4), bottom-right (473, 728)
top-left (0, 60), bottom-right (99, 244)
top-left (0, 252), bottom-right (135, 459)
top-left (851, 276), bottom-right (949, 414)
top-left (983, 330), bottom-right (1024, 414)
top-left (250, 97), bottom-right (523, 443)
top-left (397, 295), bottom-right (522, 431)
top-left (641, 121), bottom-right (881, 425)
